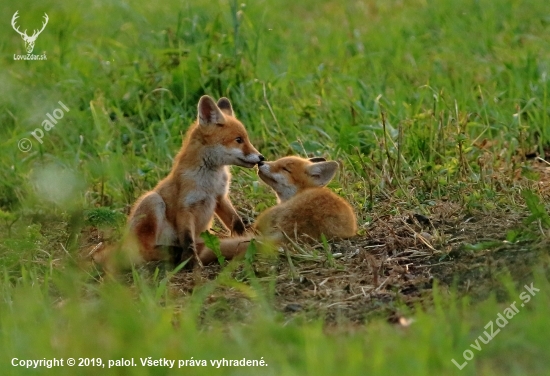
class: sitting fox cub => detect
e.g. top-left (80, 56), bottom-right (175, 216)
top-left (93, 95), bottom-right (264, 270)
top-left (198, 156), bottom-right (357, 264)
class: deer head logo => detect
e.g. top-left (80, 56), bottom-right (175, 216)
top-left (11, 11), bottom-right (49, 54)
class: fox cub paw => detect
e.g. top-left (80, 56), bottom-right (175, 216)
top-left (232, 219), bottom-right (246, 236)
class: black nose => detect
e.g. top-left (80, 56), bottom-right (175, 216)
top-left (257, 161), bottom-right (265, 167)
top-left (259, 155), bottom-right (265, 162)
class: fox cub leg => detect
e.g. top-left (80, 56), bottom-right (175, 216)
top-left (168, 197), bottom-right (245, 268)
top-left (215, 195), bottom-right (246, 235)
top-left (127, 191), bottom-right (177, 262)
top-left (175, 209), bottom-right (205, 267)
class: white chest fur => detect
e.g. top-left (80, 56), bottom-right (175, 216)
top-left (182, 166), bottom-right (230, 207)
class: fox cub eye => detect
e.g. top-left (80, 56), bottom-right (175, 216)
top-left (282, 167), bottom-right (291, 173)
top-left (235, 137), bottom-right (243, 144)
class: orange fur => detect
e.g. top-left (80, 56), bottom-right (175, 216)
top-left (93, 96), bottom-right (263, 272)
top-left (198, 156), bottom-right (357, 264)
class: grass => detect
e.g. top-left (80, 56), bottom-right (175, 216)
top-left (1, 0), bottom-right (550, 374)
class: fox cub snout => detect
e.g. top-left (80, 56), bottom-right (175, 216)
top-left (93, 95), bottom-right (263, 272)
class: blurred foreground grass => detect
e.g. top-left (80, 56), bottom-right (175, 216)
top-left (2, 265), bottom-right (550, 375)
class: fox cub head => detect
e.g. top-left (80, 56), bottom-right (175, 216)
top-left (258, 156), bottom-right (339, 202)
top-left (196, 95), bottom-right (264, 168)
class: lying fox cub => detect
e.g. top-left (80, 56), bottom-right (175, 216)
top-left (198, 156), bottom-right (357, 264)
top-left (93, 95), bottom-right (264, 271)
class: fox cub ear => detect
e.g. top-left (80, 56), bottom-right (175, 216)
top-left (308, 157), bottom-right (327, 163)
top-left (306, 161), bottom-right (339, 186)
top-left (217, 97), bottom-right (234, 116)
top-left (198, 95), bottom-right (226, 126)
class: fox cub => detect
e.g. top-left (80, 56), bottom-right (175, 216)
top-left (198, 156), bottom-right (357, 264)
top-left (93, 95), bottom-right (264, 270)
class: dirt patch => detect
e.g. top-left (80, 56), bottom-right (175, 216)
top-left (146, 202), bottom-right (541, 324)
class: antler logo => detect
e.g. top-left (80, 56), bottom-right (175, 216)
top-left (11, 11), bottom-right (48, 54)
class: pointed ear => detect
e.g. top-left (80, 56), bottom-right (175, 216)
top-left (198, 95), bottom-right (226, 126)
top-left (217, 97), bottom-right (234, 116)
top-left (308, 157), bottom-right (327, 163)
top-left (306, 161), bottom-right (339, 186)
